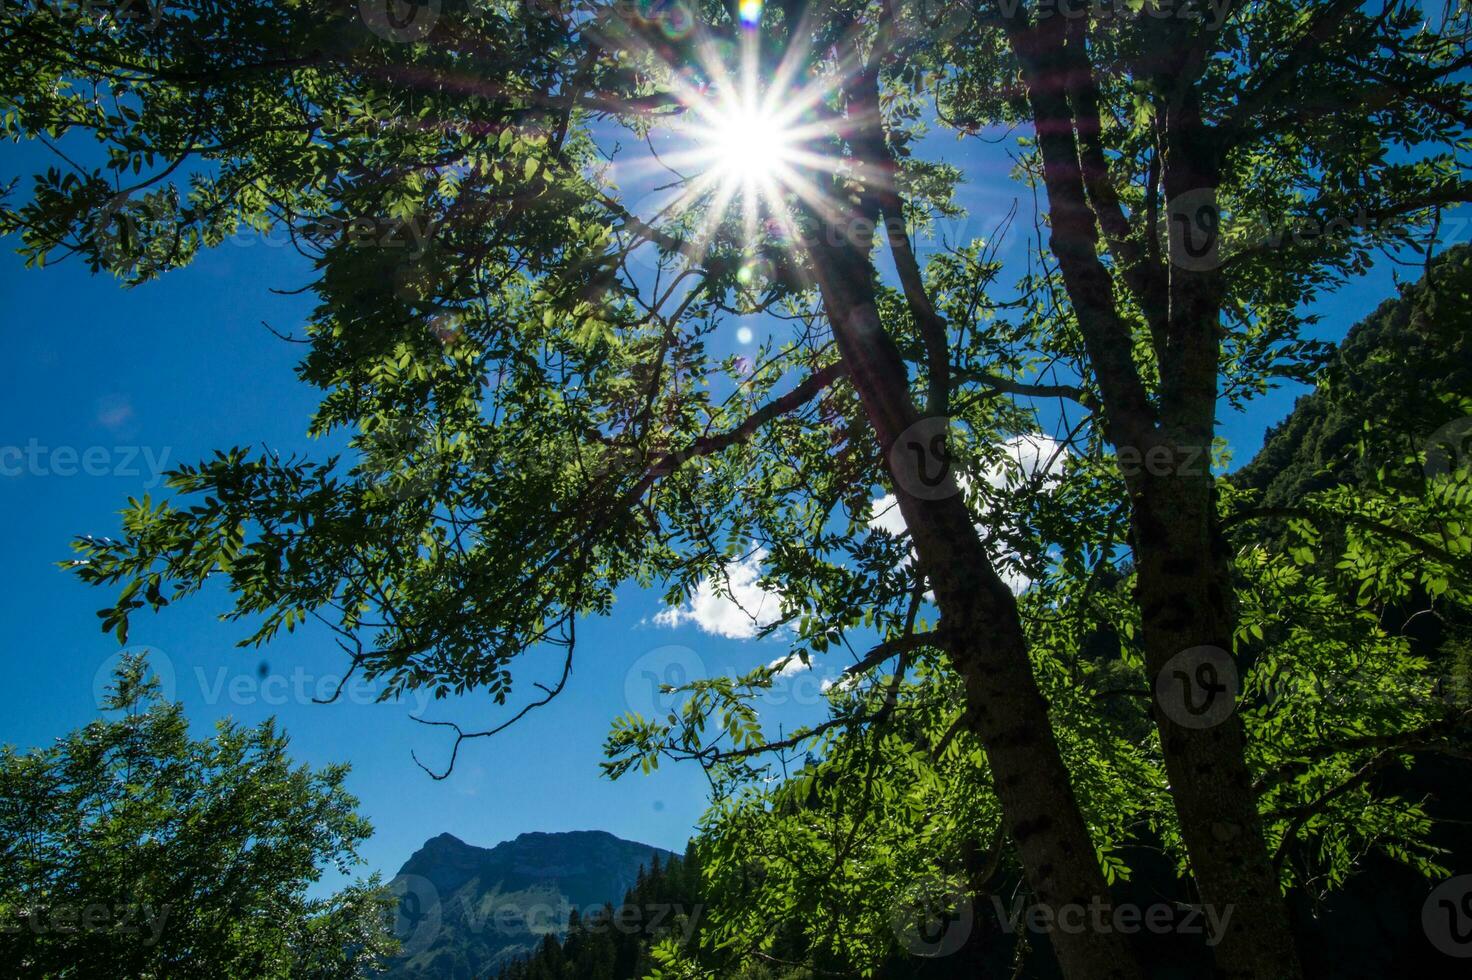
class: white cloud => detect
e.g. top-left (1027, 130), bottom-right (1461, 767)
top-left (993, 562), bottom-right (1034, 596)
top-left (654, 547), bottom-right (784, 640)
top-left (868, 494), bottom-right (908, 538)
top-left (821, 674), bottom-right (860, 694)
top-left (867, 434), bottom-right (1068, 596)
top-left (95, 395), bottom-right (135, 432)
top-left (979, 433), bottom-right (1067, 490)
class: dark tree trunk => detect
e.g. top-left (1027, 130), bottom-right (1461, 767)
top-left (997, 8), bottom-right (1306, 975)
top-left (989, 3), bottom-right (1313, 971)
top-left (1132, 474), bottom-right (1303, 980)
top-left (807, 235), bottom-right (1143, 980)
top-left (1140, 80), bottom-right (1306, 980)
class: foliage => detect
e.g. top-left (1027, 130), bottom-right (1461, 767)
top-left (2, 0), bottom-right (1471, 977)
top-left (493, 846), bottom-right (705, 980)
top-left (616, 253), bottom-right (1472, 977)
top-left (0, 653), bottom-right (398, 978)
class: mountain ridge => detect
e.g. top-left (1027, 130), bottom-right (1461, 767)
top-left (385, 829), bottom-right (678, 979)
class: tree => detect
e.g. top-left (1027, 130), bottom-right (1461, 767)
top-left (1233, 244), bottom-right (1472, 508)
top-left (0, 653), bottom-right (399, 978)
top-left (1, 2), bottom-right (1467, 978)
top-left (623, 251), bottom-right (1472, 977)
top-left (497, 850), bottom-right (703, 980)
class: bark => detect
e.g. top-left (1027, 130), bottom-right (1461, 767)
top-left (995, 7), bottom-right (1306, 976)
top-left (1132, 472), bottom-right (1303, 980)
top-left (805, 234), bottom-right (1142, 980)
top-left (1144, 74), bottom-right (1304, 980)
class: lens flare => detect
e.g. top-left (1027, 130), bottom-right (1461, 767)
top-left (605, 6), bottom-right (860, 274)
top-left (706, 104), bottom-right (798, 187)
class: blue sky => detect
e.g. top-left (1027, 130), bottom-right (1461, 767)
top-left (2, 123), bottom-right (1465, 892)
top-left (0, 225), bottom-right (738, 882)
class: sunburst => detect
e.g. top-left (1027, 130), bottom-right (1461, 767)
top-left (607, 1), bottom-right (862, 269)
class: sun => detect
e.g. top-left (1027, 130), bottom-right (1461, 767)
top-left (663, 83), bottom-right (827, 248)
top-left (700, 99), bottom-right (801, 191)
top-left (607, 4), bottom-right (854, 264)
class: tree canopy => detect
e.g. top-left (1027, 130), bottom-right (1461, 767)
top-left (2, 1), bottom-right (1470, 978)
top-left (0, 653), bottom-right (398, 978)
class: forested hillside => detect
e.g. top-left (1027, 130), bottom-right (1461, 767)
top-left (1235, 244), bottom-right (1472, 502)
top-left (1228, 245), bottom-right (1472, 977)
top-left (492, 847), bottom-right (704, 980)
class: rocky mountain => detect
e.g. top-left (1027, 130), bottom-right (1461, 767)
top-left (384, 830), bottom-right (676, 979)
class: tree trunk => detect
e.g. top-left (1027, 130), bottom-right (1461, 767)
top-left (999, 10), bottom-right (1306, 973)
top-left (1132, 472), bottom-right (1303, 980)
top-left (1141, 82), bottom-right (1306, 979)
top-left (807, 236), bottom-right (1143, 980)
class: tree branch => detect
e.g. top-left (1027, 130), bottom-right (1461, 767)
top-left (842, 631), bottom-right (946, 679)
top-left (1221, 505), bottom-right (1467, 568)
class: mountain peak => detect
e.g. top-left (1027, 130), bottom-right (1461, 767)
top-left (387, 829), bottom-right (679, 977)
top-left (507, 828), bottom-right (632, 848)
top-left (513, 829), bottom-right (612, 840)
